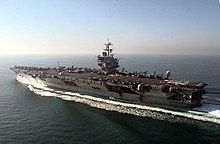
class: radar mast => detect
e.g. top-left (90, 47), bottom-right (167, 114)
top-left (97, 39), bottom-right (119, 74)
top-left (104, 38), bottom-right (113, 57)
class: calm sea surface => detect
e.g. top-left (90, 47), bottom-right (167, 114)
top-left (0, 55), bottom-right (220, 144)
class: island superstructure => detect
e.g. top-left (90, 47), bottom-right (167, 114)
top-left (97, 39), bottom-right (119, 74)
top-left (10, 40), bottom-right (207, 110)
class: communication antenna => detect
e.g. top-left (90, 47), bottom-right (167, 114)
top-left (104, 38), bottom-right (113, 57)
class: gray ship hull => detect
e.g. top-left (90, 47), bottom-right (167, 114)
top-left (17, 73), bottom-right (201, 111)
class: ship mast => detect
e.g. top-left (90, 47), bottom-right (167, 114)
top-left (97, 39), bottom-right (119, 74)
top-left (104, 38), bottom-right (113, 57)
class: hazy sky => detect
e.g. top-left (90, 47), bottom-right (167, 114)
top-left (0, 0), bottom-right (220, 55)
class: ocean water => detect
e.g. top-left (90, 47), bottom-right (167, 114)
top-left (0, 55), bottom-right (220, 144)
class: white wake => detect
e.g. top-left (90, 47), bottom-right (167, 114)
top-left (16, 75), bottom-right (220, 125)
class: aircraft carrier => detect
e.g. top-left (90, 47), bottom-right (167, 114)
top-left (10, 40), bottom-right (207, 111)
